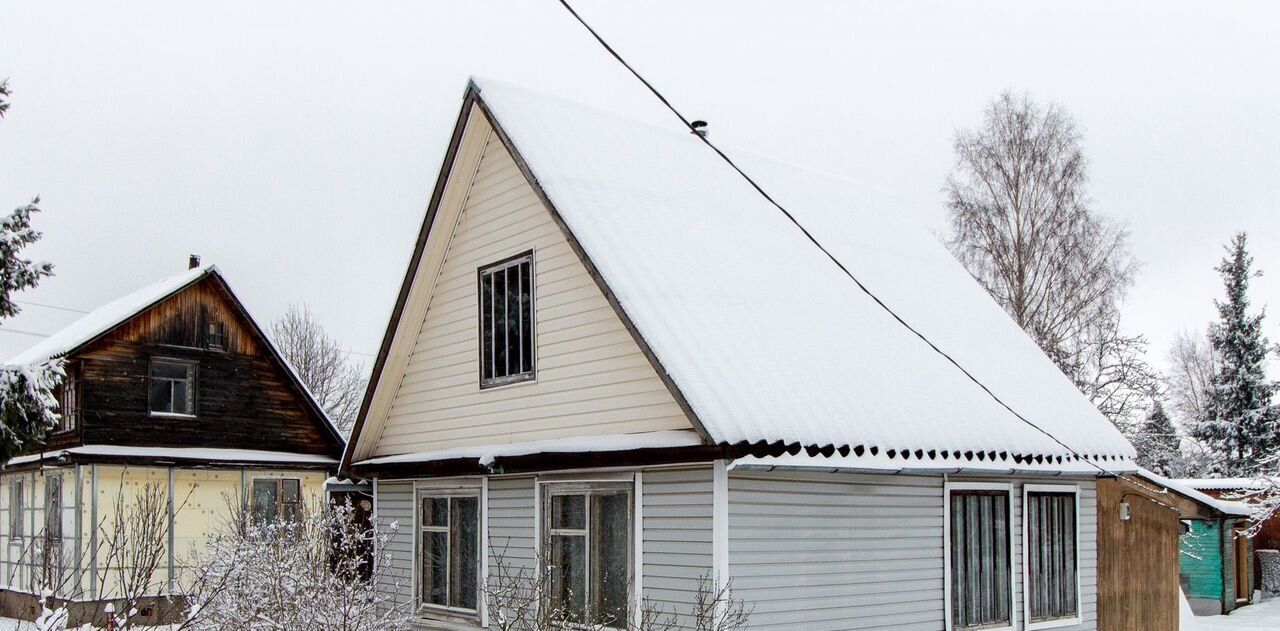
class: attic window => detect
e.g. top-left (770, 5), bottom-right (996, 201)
top-left (207, 320), bottom-right (226, 350)
top-left (478, 251), bottom-right (535, 388)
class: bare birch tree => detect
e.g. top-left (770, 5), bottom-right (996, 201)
top-left (270, 303), bottom-right (366, 435)
top-left (944, 91), bottom-right (1155, 427)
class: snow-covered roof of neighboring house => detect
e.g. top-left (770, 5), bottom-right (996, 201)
top-left (7, 265), bottom-right (215, 365)
top-left (430, 78), bottom-right (1136, 473)
top-left (1175, 477), bottom-right (1278, 492)
top-left (6, 445), bottom-right (337, 467)
top-left (1137, 469), bottom-right (1254, 518)
top-left (5, 265), bottom-right (344, 444)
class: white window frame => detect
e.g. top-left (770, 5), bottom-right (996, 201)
top-left (943, 480), bottom-right (1017, 631)
top-left (56, 365), bottom-right (79, 433)
top-left (534, 473), bottom-right (638, 631)
top-left (413, 479), bottom-right (485, 621)
top-left (148, 357), bottom-right (197, 418)
top-left (1022, 483), bottom-right (1082, 630)
top-left (7, 478), bottom-right (24, 543)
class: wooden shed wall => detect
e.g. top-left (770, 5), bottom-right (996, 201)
top-left (1096, 477), bottom-right (1180, 631)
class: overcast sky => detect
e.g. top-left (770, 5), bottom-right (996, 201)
top-left (1, 1), bottom-right (1277, 382)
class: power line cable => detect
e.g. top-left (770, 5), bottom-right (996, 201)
top-left (555, 0), bottom-right (1123, 474)
top-left (0, 327), bottom-right (52, 338)
top-left (15, 300), bottom-right (89, 314)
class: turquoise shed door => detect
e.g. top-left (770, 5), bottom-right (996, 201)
top-left (1180, 521), bottom-right (1224, 601)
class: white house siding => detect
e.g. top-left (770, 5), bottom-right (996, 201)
top-left (642, 467), bottom-right (714, 628)
top-left (373, 469), bottom-right (715, 627)
top-left (373, 480), bottom-right (415, 614)
top-left (727, 470), bottom-right (1098, 631)
top-left (370, 117), bottom-right (691, 458)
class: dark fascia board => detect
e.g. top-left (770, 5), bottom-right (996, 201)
top-left (341, 81), bottom-right (714, 474)
top-left (3, 451), bottom-right (337, 474)
top-left (350, 444), bottom-right (728, 480)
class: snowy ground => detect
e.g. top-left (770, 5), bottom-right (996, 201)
top-left (1187, 597), bottom-right (1280, 631)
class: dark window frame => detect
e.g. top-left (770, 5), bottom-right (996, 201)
top-left (946, 483), bottom-right (1015, 631)
top-left (477, 250), bottom-right (536, 389)
top-left (1023, 485), bottom-right (1080, 628)
top-left (55, 363), bottom-right (80, 434)
top-left (415, 486), bottom-right (482, 617)
top-left (206, 320), bottom-right (227, 351)
top-left (541, 481), bottom-right (634, 629)
top-left (148, 357), bottom-right (197, 418)
top-left (250, 478), bottom-right (303, 526)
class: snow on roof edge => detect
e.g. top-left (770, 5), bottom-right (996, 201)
top-left (733, 453), bottom-right (1136, 476)
top-left (356, 430), bottom-right (705, 468)
top-left (5, 445), bottom-right (338, 468)
top-left (6, 265), bottom-right (216, 366)
top-left (1174, 477), bottom-right (1278, 491)
top-left (1136, 469), bottom-right (1254, 517)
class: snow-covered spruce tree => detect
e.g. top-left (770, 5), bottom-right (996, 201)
top-left (0, 79), bottom-right (62, 464)
top-left (1189, 232), bottom-right (1280, 475)
top-left (1131, 400), bottom-right (1182, 476)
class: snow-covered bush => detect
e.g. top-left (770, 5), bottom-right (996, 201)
top-left (178, 497), bottom-right (413, 631)
top-left (484, 544), bottom-right (750, 631)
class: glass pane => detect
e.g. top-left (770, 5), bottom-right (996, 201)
top-left (252, 481), bottom-right (278, 525)
top-left (950, 491), bottom-right (1009, 629)
top-left (149, 378), bottom-right (173, 413)
top-left (422, 497), bottom-right (449, 528)
top-left (480, 272), bottom-right (494, 381)
top-left (173, 381), bottom-right (190, 414)
top-left (423, 531), bottom-right (449, 606)
top-left (593, 493), bottom-right (630, 627)
top-left (1029, 493), bottom-right (1077, 621)
top-left (450, 497), bottom-right (479, 610)
top-left (551, 494), bottom-right (586, 530)
top-left (519, 261), bottom-right (534, 374)
top-left (152, 361), bottom-right (189, 380)
top-left (551, 534), bottom-right (586, 623)
top-left (493, 267), bottom-right (508, 377)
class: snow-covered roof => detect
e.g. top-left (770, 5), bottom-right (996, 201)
top-left (460, 78), bottom-right (1135, 472)
top-left (6, 445), bottom-right (337, 467)
top-left (1136, 469), bottom-right (1253, 518)
top-left (7, 265), bottom-right (216, 365)
top-left (357, 430), bottom-right (703, 469)
top-left (1175, 477), bottom-right (1278, 492)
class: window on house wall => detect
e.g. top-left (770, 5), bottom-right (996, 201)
top-left (1026, 488), bottom-right (1079, 625)
top-left (949, 487), bottom-right (1012, 630)
top-left (56, 367), bottom-right (79, 433)
top-left (251, 479), bottom-right (302, 526)
top-left (543, 483), bottom-right (632, 628)
top-left (478, 251), bottom-right (535, 388)
top-left (149, 358), bottom-right (196, 416)
top-left (417, 491), bottom-right (480, 612)
top-left (207, 320), bottom-right (226, 350)
top-left (44, 475), bottom-right (62, 543)
top-left (8, 479), bottom-right (24, 541)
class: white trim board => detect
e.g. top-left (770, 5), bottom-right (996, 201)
top-left (1022, 483), bottom-right (1083, 631)
top-left (942, 479), bottom-right (1018, 631)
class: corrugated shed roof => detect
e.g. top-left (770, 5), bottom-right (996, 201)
top-left (469, 78), bottom-right (1136, 471)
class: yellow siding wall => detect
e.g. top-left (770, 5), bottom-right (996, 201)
top-left (0, 465), bottom-right (325, 600)
top-left (372, 119), bottom-right (691, 457)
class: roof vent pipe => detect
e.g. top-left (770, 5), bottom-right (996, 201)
top-left (189, 254), bottom-right (201, 270)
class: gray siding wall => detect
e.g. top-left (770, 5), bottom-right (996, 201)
top-left (727, 470), bottom-right (1099, 631)
top-left (728, 471), bottom-right (945, 631)
top-left (642, 467), bottom-right (714, 628)
top-left (487, 475), bottom-right (537, 577)
top-left (374, 481), bottom-right (415, 613)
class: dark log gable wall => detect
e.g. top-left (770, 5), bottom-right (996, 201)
top-left (38, 277), bottom-right (341, 457)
